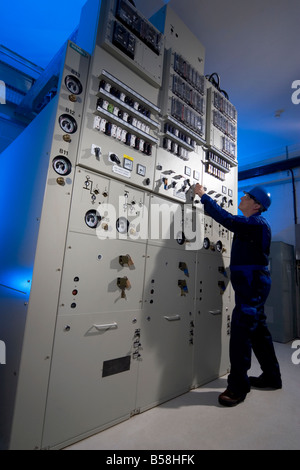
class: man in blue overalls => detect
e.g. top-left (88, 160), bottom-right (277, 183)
top-left (194, 183), bottom-right (282, 406)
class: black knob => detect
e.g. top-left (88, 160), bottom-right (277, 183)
top-left (110, 153), bottom-right (120, 164)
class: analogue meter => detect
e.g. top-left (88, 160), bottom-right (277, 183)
top-left (65, 75), bottom-right (83, 95)
top-left (85, 210), bottom-right (101, 229)
top-left (59, 114), bottom-right (77, 134)
top-left (216, 240), bottom-right (223, 253)
top-left (52, 156), bottom-right (72, 176)
top-left (203, 237), bottom-right (210, 250)
top-left (116, 217), bottom-right (129, 234)
top-left (176, 231), bottom-right (186, 245)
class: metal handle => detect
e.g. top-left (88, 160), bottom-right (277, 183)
top-left (209, 309), bottom-right (222, 315)
top-left (93, 322), bottom-right (118, 330)
top-left (164, 315), bottom-right (181, 321)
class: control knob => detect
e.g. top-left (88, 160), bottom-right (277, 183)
top-left (110, 153), bottom-right (120, 164)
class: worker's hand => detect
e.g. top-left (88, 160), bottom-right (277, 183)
top-left (194, 183), bottom-right (206, 198)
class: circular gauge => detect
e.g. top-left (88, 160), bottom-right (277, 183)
top-left (216, 240), bottom-right (223, 253)
top-left (176, 231), bottom-right (186, 245)
top-left (52, 156), bottom-right (72, 176)
top-left (116, 217), bottom-right (129, 234)
top-left (65, 75), bottom-right (82, 95)
top-left (203, 237), bottom-right (210, 250)
top-left (85, 210), bottom-right (101, 229)
top-left (59, 114), bottom-right (77, 134)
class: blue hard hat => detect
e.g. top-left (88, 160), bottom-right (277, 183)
top-left (243, 186), bottom-right (271, 211)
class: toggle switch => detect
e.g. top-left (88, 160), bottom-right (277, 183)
top-left (134, 328), bottom-right (141, 338)
top-left (179, 262), bottom-right (189, 276)
top-left (178, 279), bottom-right (188, 296)
top-left (94, 146), bottom-right (101, 158)
top-left (119, 254), bottom-right (134, 267)
top-left (117, 276), bottom-right (131, 299)
top-left (221, 196), bottom-right (227, 207)
top-left (218, 266), bottom-right (228, 277)
top-left (162, 177), bottom-right (168, 190)
top-left (218, 280), bottom-right (226, 294)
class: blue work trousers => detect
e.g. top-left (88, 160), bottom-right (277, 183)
top-left (228, 269), bottom-right (281, 396)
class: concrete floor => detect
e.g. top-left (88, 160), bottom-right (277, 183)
top-left (65, 341), bottom-right (300, 450)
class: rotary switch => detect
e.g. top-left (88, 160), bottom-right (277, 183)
top-left (109, 153), bottom-right (120, 164)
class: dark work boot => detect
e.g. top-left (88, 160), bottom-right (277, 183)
top-left (249, 374), bottom-right (282, 389)
top-left (218, 389), bottom-right (247, 407)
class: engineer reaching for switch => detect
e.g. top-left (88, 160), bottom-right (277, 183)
top-left (194, 183), bottom-right (282, 407)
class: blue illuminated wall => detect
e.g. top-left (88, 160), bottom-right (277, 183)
top-left (237, 128), bottom-right (298, 167)
top-left (0, 97), bottom-right (58, 296)
top-left (238, 164), bottom-right (300, 248)
top-left (0, 1), bottom-right (86, 69)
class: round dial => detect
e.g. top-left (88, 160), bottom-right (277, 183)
top-left (176, 231), bottom-right (186, 245)
top-left (85, 210), bottom-right (101, 229)
top-left (65, 75), bottom-right (82, 95)
top-left (216, 240), bottom-right (223, 252)
top-left (203, 237), bottom-right (210, 250)
top-left (116, 217), bottom-right (129, 234)
top-left (59, 114), bottom-right (77, 134)
top-left (52, 156), bottom-right (72, 176)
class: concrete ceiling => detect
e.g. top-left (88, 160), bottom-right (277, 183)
top-left (135, 0), bottom-right (300, 165)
